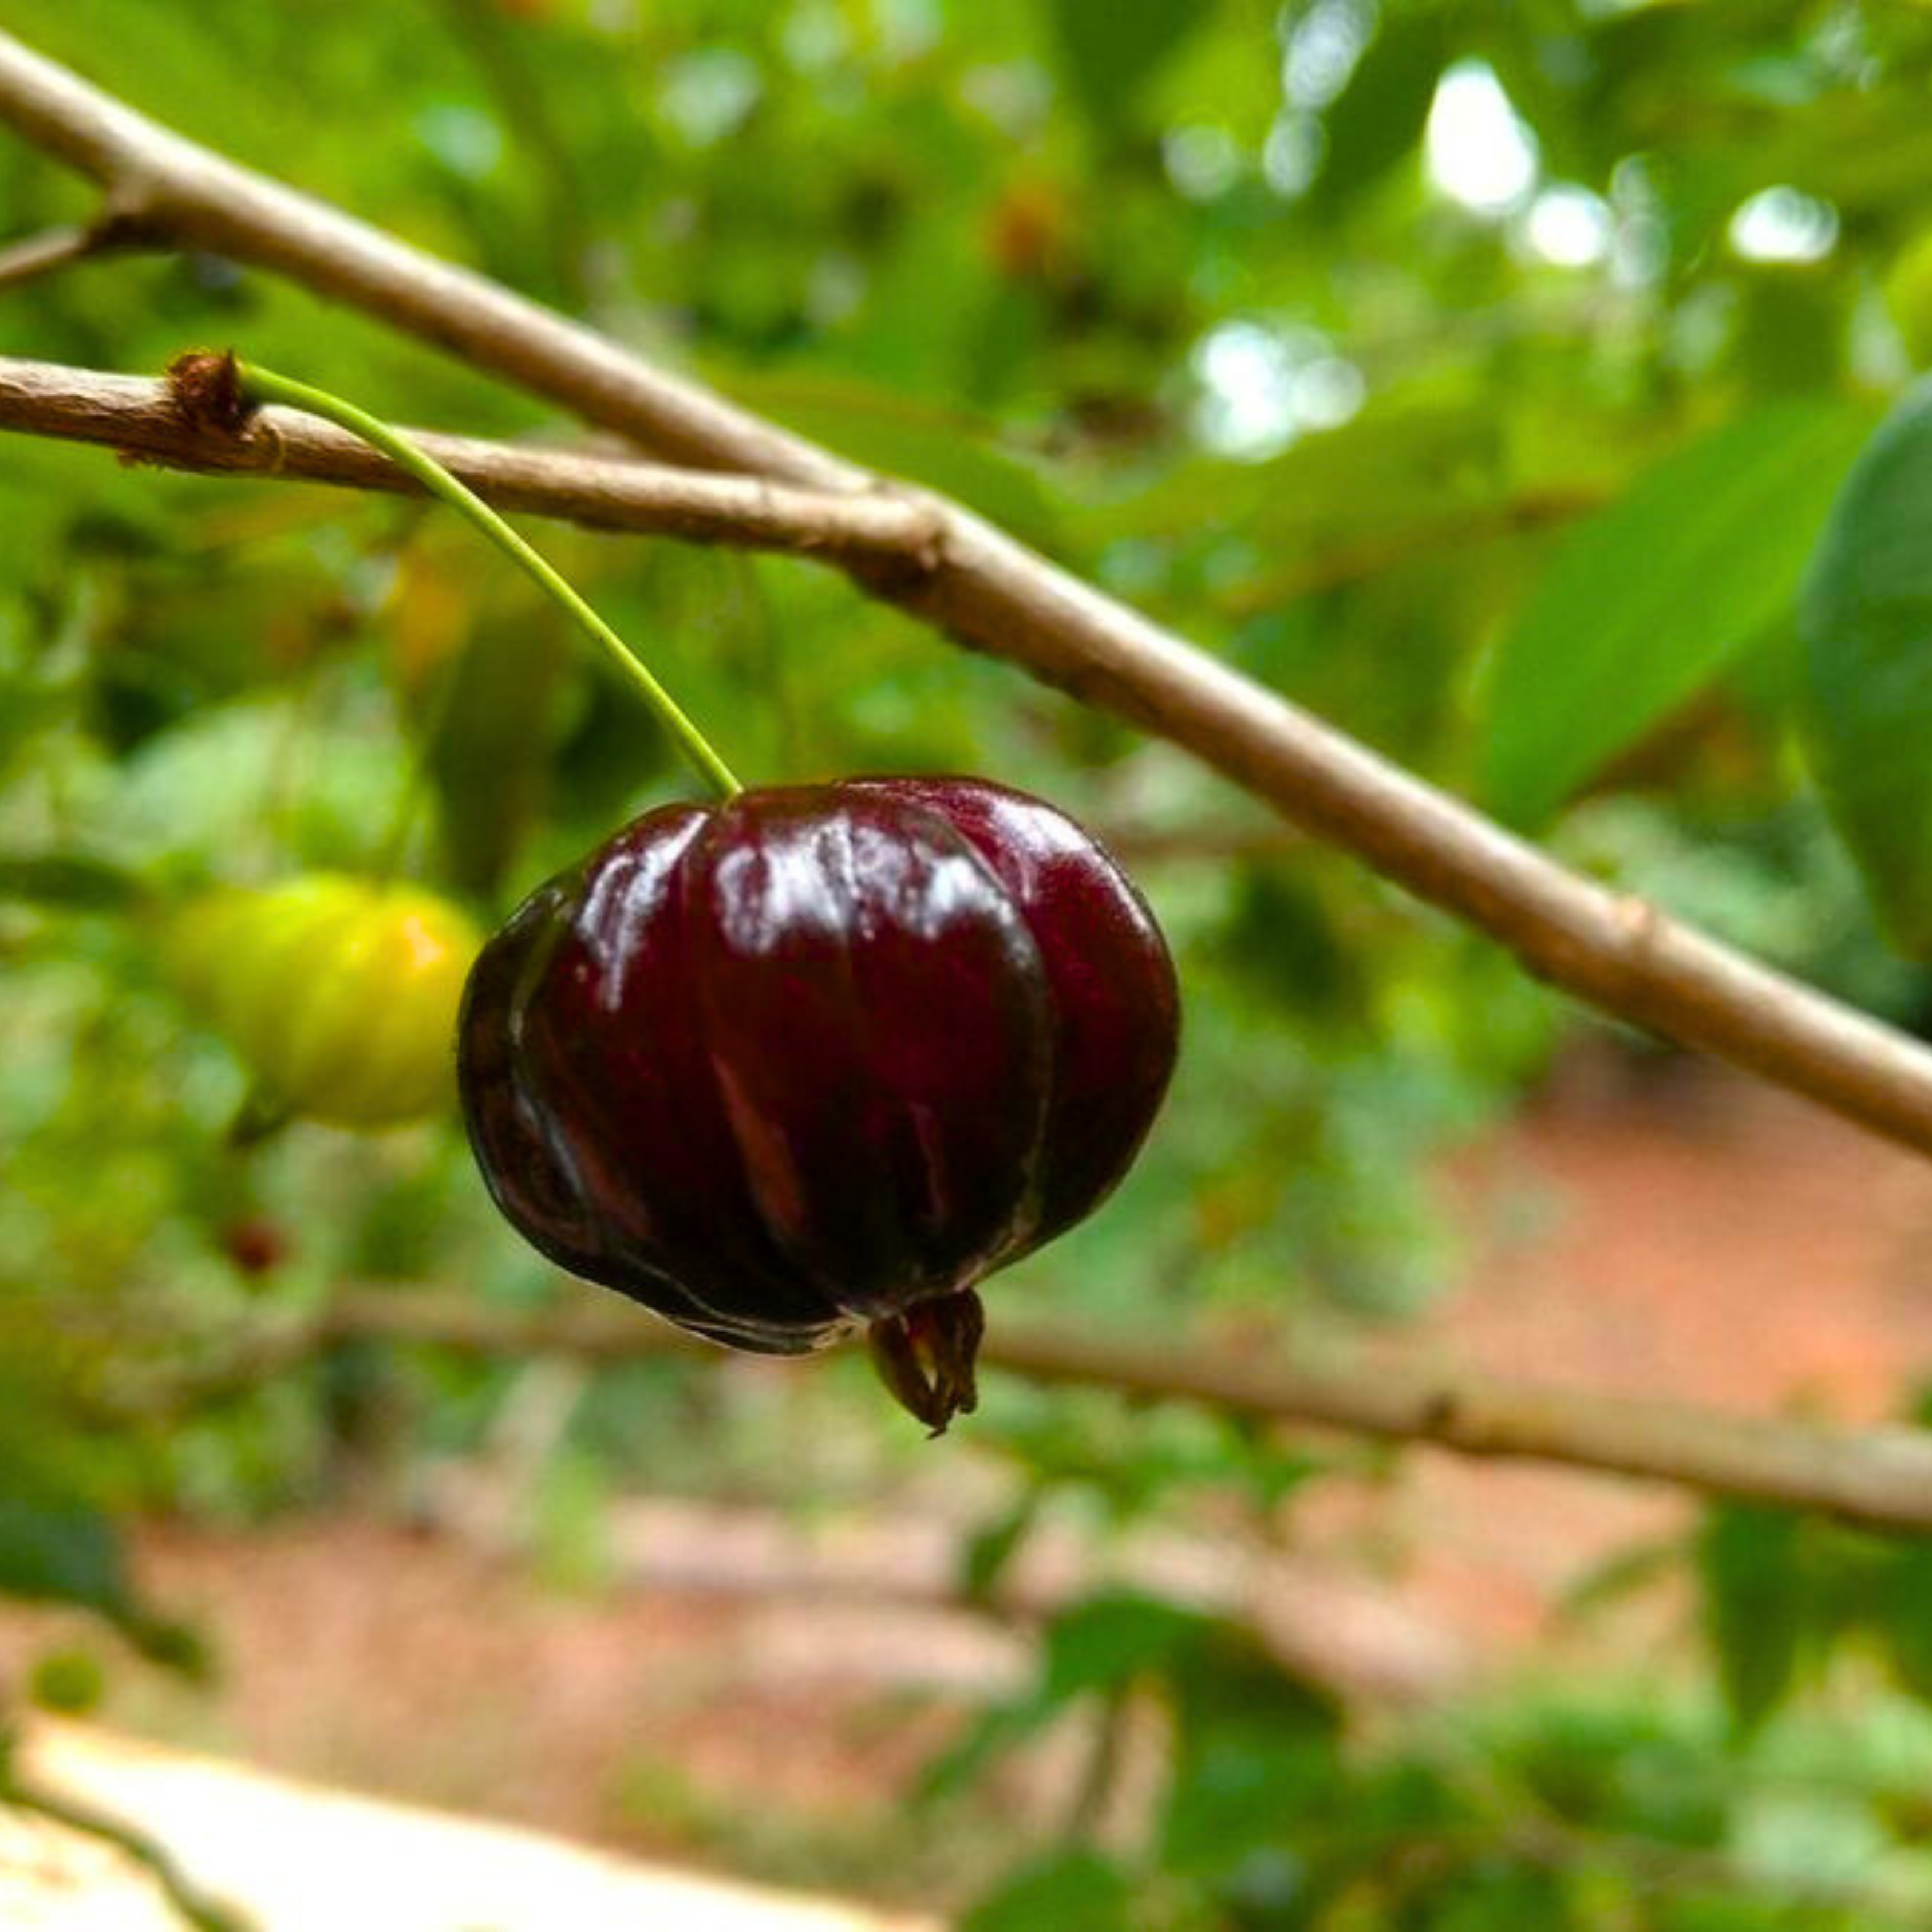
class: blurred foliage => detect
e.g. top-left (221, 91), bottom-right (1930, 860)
top-left (7, 0), bottom-right (1932, 1923)
top-left (932, 1590), bottom-right (1932, 1927)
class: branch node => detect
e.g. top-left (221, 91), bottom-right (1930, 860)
top-left (847, 484), bottom-right (949, 591)
top-left (879, 484), bottom-right (949, 575)
top-left (164, 348), bottom-right (253, 437)
top-left (910, 505), bottom-right (949, 575)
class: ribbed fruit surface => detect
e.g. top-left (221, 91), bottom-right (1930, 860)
top-left (457, 779), bottom-right (1179, 1427)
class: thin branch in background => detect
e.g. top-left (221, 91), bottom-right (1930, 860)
top-left (1223, 486), bottom-right (1610, 615)
top-left (82, 1290), bottom-right (1932, 1539)
top-left (0, 33), bottom-right (1927, 1160)
top-left (0, 223), bottom-right (96, 289)
top-left (0, 1765), bottom-right (250, 1932)
top-left (0, 199), bottom-right (157, 293)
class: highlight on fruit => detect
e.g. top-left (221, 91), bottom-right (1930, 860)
top-left (457, 776), bottom-right (1180, 1432)
top-left (162, 873), bottom-right (481, 1128)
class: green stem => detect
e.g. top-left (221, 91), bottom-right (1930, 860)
top-left (234, 362), bottom-right (743, 801)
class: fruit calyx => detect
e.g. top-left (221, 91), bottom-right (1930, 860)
top-left (866, 1291), bottom-right (987, 1436)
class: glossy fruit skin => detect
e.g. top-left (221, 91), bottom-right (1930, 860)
top-left (457, 779), bottom-right (1179, 1422)
top-left (163, 875), bottom-right (480, 1128)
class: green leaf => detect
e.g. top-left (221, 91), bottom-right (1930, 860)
top-left (0, 852), bottom-right (147, 912)
top-left (1167, 1630), bottom-right (1339, 1745)
top-left (123, 1617), bottom-right (212, 1682)
top-left (1210, 868), bottom-right (1365, 1028)
top-left (1481, 399), bottom-right (1874, 829)
top-left (1555, 1535), bottom-right (1686, 1625)
top-left (962, 1848), bottom-right (1136, 1931)
top-left (0, 1497), bottom-right (135, 1622)
top-left (1311, 10), bottom-right (1446, 212)
top-left (1042, 0), bottom-right (1204, 137)
top-left (1696, 1504), bottom-right (1809, 1733)
top-left (1875, 1542), bottom-right (1932, 1705)
top-left (960, 1495), bottom-right (1039, 1605)
top-left (1163, 1729), bottom-right (1340, 1874)
top-left (1042, 1591), bottom-right (1212, 1702)
top-left (419, 612), bottom-right (571, 898)
top-left (1800, 381), bottom-right (1932, 953)
top-left (0, 1496), bottom-right (200, 1675)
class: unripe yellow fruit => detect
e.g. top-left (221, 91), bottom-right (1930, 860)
top-left (1885, 229), bottom-right (1932, 368)
top-left (161, 874), bottom-right (481, 1127)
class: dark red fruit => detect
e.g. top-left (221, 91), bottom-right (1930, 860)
top-left (456, 778), bottom-right (1179, 1431)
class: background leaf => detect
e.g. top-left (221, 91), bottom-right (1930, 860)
top-left (1801, 381), bottom-right (1932, 953)
top-left (1041, 1591), bottom-right (1209, 1702)
top-left (0, 852), bottom-right (145, 911)
top-left (1309, 9), bottom-right (1446, 214)
top-left (1874, 1541), bottom-right (1932, 1705)
top-left (0, 1496), bottom-right (135, 1622)
top-left (959, 1494), bottom-right (1039, 1605)
top-left (1696, 1504), bottom-right (1809, 1733)
top-left (1482, 399), bottom-right (1874, 829)
top-left (1042, 0), bottom-right (1206, 138)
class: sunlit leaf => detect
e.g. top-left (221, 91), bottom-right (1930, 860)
top-left (1483, 399), bottom-right (1873, 828)
top-left (1875, 1542), bottom-right (1932, 1705)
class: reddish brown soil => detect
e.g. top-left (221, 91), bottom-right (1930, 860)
top-left (1445, 1057), bottom-right (1932, 1417)
top-left (1382, 1058), bottom-right (1932, 1652)
top-left (10, 1061), bottom-right (1932, 1856)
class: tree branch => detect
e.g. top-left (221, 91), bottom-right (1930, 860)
top-left (112, 1291), bottom-right (1932, 1539)
top-left (0, 199), bottom-right (156, 291)
top-left (0, 357), bottom-right (941, 567)
top-left (3, 32), bottom-right (1932, 1161)
top-left (0, 222), bottom-right (102, 290)
top-left (0, 33), bottom-right (850, 487)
